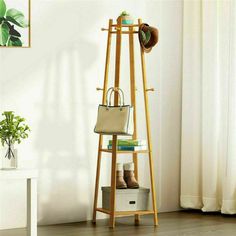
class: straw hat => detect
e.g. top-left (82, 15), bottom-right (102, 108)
top-left (138, 23), bottom-right (159, 53)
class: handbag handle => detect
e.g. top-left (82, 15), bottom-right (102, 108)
top-left (109, 87), bottom-right (125, 106)
top-left (106, 87), bottom-right (125, 107)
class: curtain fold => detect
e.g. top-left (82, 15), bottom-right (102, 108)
top-left (181, 0), bottom-right (236, 214)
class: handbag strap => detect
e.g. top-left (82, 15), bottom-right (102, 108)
top-left (109, 87), bottom-right (125, 106)
top-left (106, 87), bottom-right (125, 107)
top-left (105, 87), bottom-right (115, 105)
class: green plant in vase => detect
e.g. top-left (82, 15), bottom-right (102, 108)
top-left (0, 0), bottom-right (29, 46)
top-left (0, 111), bottom-right (30, 162)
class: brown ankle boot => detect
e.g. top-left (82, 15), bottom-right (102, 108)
top-left (124, 162), bottom-right (139, 189)
top-left (116, 163), bottom-right (127, 189)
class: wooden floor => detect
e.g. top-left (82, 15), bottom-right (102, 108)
top-left (1, 210), bottom-right (236, 236)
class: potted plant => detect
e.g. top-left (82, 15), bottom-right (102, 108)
top-left (0, 111), bottom-right (30, 169)
top-left (117, 11), bottom-right (133, 25)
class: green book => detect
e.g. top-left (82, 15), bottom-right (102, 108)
top-left (108, 139), bottom-right (146, 146)
top-left (107, 145), bottom-right (147, 151)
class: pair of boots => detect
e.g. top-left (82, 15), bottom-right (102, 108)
top-left (116, 162), bottom-right (139, 189)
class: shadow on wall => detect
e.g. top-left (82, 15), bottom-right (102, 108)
top-left (1, 1), bottom-right (102, 225)
top-left (34, 3), bottom-right (100, 225)
top-left (36, 40), bottom-right (98, 224)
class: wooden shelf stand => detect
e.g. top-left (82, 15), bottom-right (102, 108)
top-left (93, 18), bottom-right (158, 228)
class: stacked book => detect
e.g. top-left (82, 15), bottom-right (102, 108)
top-left (107, 139), bottom-right (147, 151)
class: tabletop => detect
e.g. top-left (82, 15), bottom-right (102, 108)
top-left (0, 169), bottom-right (38, 179)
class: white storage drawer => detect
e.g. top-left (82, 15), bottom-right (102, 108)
top-left (102, 187), bottom-right (150, 211)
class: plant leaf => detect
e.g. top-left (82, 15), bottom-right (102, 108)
top-left (4, 21), bottom-right (21, 37)
top-left (0, 111), bottom-right (30, 146)
top-left (9, 25), bottom-right (21, 37)
top-left (0, 22), bottom-right (9, 45)
top-left (120, 11), bottom-right (129, 16)
top-left (7, 36), bottom-right (22, 46)
top-left (6, 8), bottom-right (28, 28)
top-left (0, 0), bottom-right (6, 18)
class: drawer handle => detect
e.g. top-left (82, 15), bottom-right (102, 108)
top-left (129, 201), bottom-right (136, 205)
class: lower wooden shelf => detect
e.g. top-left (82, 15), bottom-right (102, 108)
top-left (100, 149), bottom-right (150, 154)
top-left (96, 208), bottom-right (154, 216)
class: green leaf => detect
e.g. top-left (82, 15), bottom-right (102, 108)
top-left (5, 21), bottom-right (21, 37)
top-left (120, 11), bottom-right (129, 16)
top-left (0, 22), bottom-right (9, 45)
top-left (6, 8), bottom-right (28, 28)
top-left (0, 0), bottom-right (6, 18)
top-left (7, 36), bottom-right (22, 46)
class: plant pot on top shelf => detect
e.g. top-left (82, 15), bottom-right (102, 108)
top-left (117, 11), bottom-right (134, 25)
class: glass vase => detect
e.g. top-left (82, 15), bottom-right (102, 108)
top-left (1, 145), bottom-right (18, 170)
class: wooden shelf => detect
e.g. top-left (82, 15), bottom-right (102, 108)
top-left (111, 24), bottom-right (139, 28)
top-left (96, 208), bottom-right (154, 216)
top-left (100, 149), bottom-right (150, 154)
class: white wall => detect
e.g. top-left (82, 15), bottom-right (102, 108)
top-left (0, 0), bottom-right (183, 229)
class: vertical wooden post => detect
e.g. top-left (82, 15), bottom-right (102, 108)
top-left (109, 17), bottom-right (122, 229)
top-left (138, 18), bottom-right (158, 226)
top-left (129, 25), bottom-right (138, 179)
top-left (128, 25), bottom-right (140, 225)
top-left (93, 19), bottom-right (113, 223)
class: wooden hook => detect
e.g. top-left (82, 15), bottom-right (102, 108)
top-left (96, 87), bottom-right (104, 91)
top-left (146, 88), bottom-right (155, 92)
top-left (101, 28), bottom-right (138, 34)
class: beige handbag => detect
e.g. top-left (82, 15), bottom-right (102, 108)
top-left (94, 87), bottom-right (134, 135)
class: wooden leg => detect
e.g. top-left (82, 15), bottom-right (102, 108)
top-left (139, 18), bottom-right (158, 227)
top-left (109, 135), bottom-right (118, 228)
top-left (109, 17), bottom-right (122, 229)
top-left (93, 19), bottom-right (113, 224)
top-left (92, 136), bottom-right (103, 223)
top-left (27, 178), bottom-right (37, 236)
top-left (148, 152), bottom-right (158, 226)
top-left (129, 25), bottom-right (140, 225)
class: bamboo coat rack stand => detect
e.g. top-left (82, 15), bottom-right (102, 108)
top-left (93, 18), bottom-right (158, 228)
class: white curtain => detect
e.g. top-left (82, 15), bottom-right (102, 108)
top-left (181, 0), bottom-right (236, 214)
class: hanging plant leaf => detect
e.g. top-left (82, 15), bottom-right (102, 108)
top-left (6, 8), bottom-right (28, 28)
top-left (0, 22), bottom-right (9, 46)
top-left (7, 36), bottom-right (22, 46)
top-left (0, 0), bottom-right (6, 18)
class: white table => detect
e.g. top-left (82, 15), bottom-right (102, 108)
top-left (0, 169), bottom-right (38, 236)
